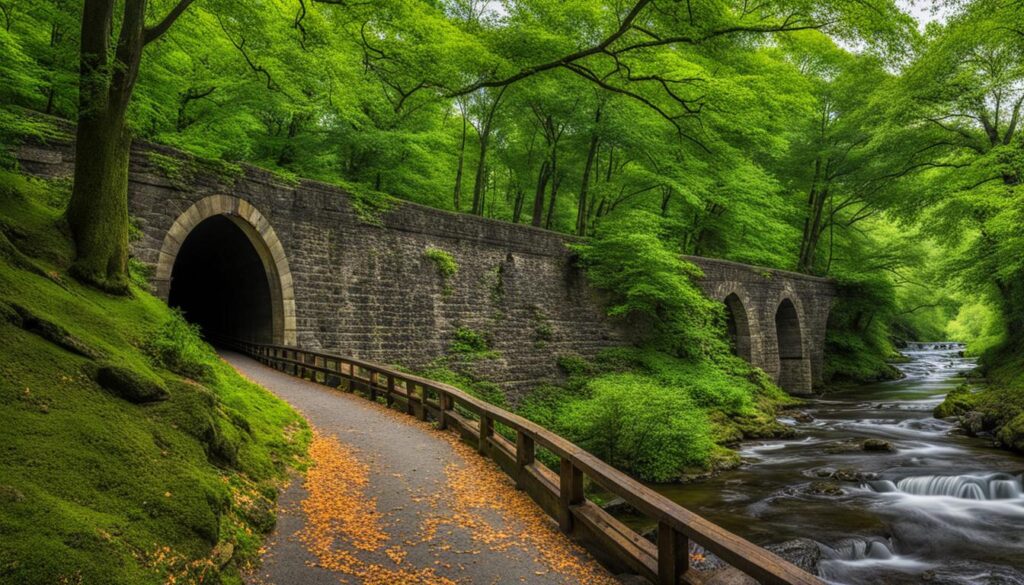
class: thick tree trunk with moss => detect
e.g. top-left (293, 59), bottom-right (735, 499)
top-left (65, 0), bottom-right (194, 292)
top-left (66, 113), bottom-right (132, 291)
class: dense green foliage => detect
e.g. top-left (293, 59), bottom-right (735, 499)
top-left (3, 0), bottom-right (1024, 502)
top-left (573, 211), bottom-right (726, 359)
top-left (0, 170), bottom-right (308, 584)
top-left (514, 348), bottom-right (791, 481)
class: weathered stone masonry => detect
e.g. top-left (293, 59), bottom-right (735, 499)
top-left (17, 137), bottom-right (834, 397)
top-left (18, 138), bottom-right (626, 399)
top-left (687, 256), bottom-right (835, 393)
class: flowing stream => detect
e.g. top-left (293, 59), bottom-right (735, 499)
top-left (632, 344), bottom-right (1024, 584)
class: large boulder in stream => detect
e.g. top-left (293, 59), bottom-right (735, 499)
top-left (862, 439), bottom-right (894, 452)
top-left (697, 538), bottom-right (823, 584)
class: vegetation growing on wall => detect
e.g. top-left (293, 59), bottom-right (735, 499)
top-left (424, 246), bottom-right (459, 296)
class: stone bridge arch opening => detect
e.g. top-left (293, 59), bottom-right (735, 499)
top-left (723, 293), bottom-right (753, 362)
top-left (775, 298), bottom-right (810, 393)
top-left (154, 196), bottom-right (296, 345)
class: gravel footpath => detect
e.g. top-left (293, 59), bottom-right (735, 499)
top-left (225, 351), bottom-right (618, 585)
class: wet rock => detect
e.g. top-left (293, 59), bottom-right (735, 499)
top-left (766, 538), bottom-right (821, 575)
top-left (600, 497), bottom-right (640, 517)
top-left (96, 364), bottom-right (169, 404)
top-left (833, 468), bottom-right (878, 482)
top-left (805, 481), bottom-right (844, 496)
top-left (824, 441), bottom-right (862, 454)
top-left (862, 439), bottom-right (894, 452)
top-left (792, 411), bottom-right (815, 423)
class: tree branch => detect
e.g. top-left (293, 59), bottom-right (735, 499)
top-left (143, 0), bottom-right (196, 45)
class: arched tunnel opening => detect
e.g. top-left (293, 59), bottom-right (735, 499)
top-left (167, 215), bottom-right (277, 344)
top-left (775, 298), bottom-right (809, 393)
top-left (723, 293), bottom-right (752, 362)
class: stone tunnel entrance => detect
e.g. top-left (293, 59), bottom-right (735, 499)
top-left (168, 215), bottom-right (278, 343)
top-left (154, 196), bottom-right (296, 346)
top-left (775, 298), bottom-right (810, 393)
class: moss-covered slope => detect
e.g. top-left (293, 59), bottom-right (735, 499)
top-left (935, 338), bottom-right (1024, 455)
top-left (0, 169), bottom-right (309, 585)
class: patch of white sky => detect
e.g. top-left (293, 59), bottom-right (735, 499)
top-left (898, 0), bottom-right (953, 30)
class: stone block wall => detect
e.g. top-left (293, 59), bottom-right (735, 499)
top-left (17, 137), bottom-right (626, 400)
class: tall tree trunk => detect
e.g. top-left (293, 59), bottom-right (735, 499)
top-left (577, 133), bottom-right (599, 236)
top-left (796, 157), bottom-right (825, 274)
top-left (797, 182), bottom-right (829, 274)
top-left (544, 151), bottom-right (559, 229)
top-left (453, 109), bottom-right (467, 211)
top-left (471, 134), bottom-right (489, 215)
top-left (531, 159), bottom-right (551, 227)
top-left (66, 0), bottom-right (194, 291)
top-left (512, 183), bottom-right (525, 224)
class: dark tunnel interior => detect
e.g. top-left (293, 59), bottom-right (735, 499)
top-left (168, 215), bottom-right (275, 343)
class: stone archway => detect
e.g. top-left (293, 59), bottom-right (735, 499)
top-left (723, 292), bottom-right (753, 362)
top-left (774, 297), bottom-right (810, 393)
top-left (153, 195), bottom-right (296, 345)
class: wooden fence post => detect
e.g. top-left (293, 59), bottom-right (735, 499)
top-left (559, 458), bottom-right (583, 533)
top-left (417, 385), bottom-right (428, 421)
top-left (478, 414), bottom-right (492, 455)
top-left (438, 392), bottom-right (451, 430)
top-left (657, 521), bottom-right (688, 585)
top-left (515, 431), bottom-right (535, 490)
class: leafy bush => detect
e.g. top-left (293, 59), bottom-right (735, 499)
top-left (418, 362), bottom-right (508, 408)
top-left (572, 210), bottom-right (726, 359)
top-left (560, 374), bottom-right (714, 482)
top-left (144, 310), bottom-right (215, 381)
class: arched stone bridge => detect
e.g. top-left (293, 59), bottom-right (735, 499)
top-left (685, 257), bottom-right (835, 394)
top-left (19, 140), bottom-right (835, 395)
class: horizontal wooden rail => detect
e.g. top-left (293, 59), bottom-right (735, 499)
top-left (223, 339), bottom-right (822, 585)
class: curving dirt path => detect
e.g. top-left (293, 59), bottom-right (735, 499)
top-left (225, 352), bottom-right (619, 585)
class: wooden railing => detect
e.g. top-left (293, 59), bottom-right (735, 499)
top-left (225, 339), bottom-right (822, 585)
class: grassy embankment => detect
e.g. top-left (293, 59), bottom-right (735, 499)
top-left (936, 338), bottom-right (1024, 454)
top-left (0, 168), bottom-right (309, 585)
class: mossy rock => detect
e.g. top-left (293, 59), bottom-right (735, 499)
top-left (9, 302), bottom-right (104, 360)
top-left (934, 385), bottom-right (977, 418)
top-left (0, 484), bottom-right (26, 503)
top-left (95, 364), bottom-right (169, 403)
top-left (995, 412), bottom-right (1024, 454)
top-left (235, 490), bottom-right (277, 534)
top-left (158, 381), bottom-right (241, 467)
top-left (730, 412), bottom-right (796, 440)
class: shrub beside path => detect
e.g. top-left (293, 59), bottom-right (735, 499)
top-left (224, 352), bottom-right (620, 585)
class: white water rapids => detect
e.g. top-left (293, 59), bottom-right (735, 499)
top-left (641, 343), bottom-right (1024, 585)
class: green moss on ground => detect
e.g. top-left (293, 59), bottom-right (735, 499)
top-left (935, 338), bottom-right (1024, 455)
top-left (0, 169), bottom-right (309, 585)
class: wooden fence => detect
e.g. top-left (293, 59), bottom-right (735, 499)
top-left (226, 340), bottom-right (822, 585)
